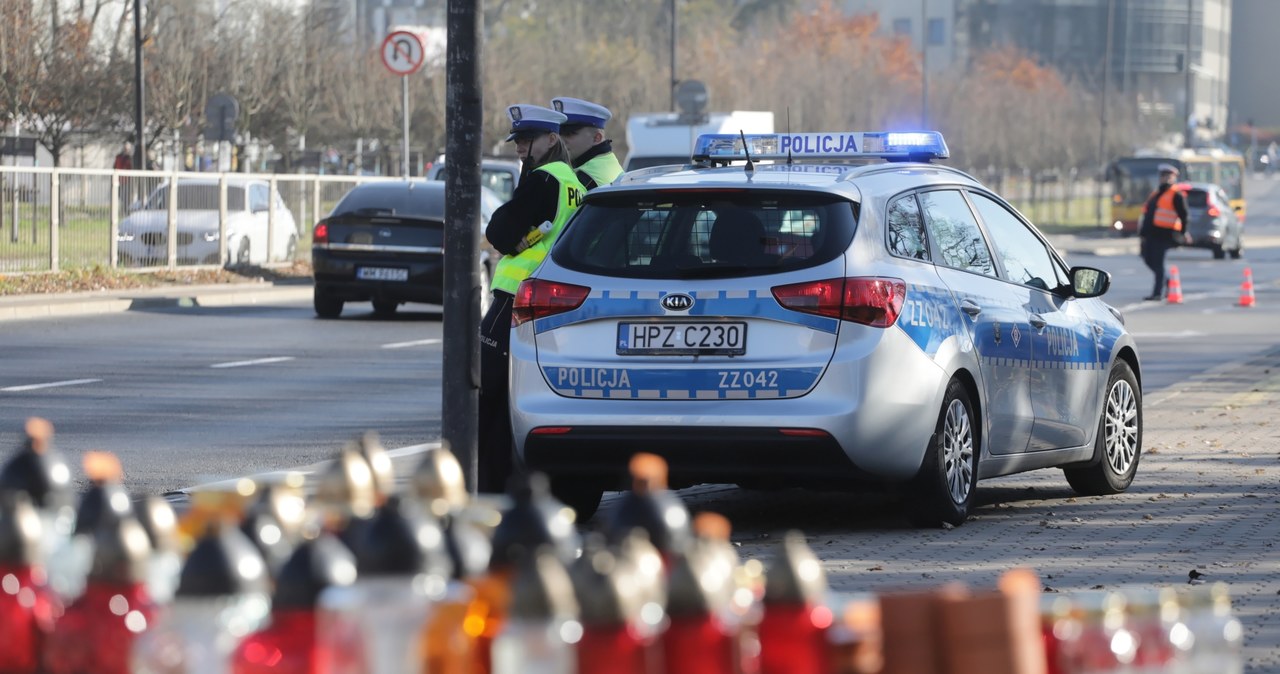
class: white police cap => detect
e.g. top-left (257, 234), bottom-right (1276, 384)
top-left (1157, 163), bottom-right (1179, 174)
top-left (505, 104), bottom-right (566, 142)
top-left (551, 97), bottom-right (612, 129)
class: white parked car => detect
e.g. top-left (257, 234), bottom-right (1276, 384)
top-left (117, 177), bottom-right (299, 267)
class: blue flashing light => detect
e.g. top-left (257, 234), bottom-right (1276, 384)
top-left (692, 131), bottom-right (949, 163)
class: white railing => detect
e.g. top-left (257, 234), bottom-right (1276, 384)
top-left (0, 166), bottom-right (398, 274)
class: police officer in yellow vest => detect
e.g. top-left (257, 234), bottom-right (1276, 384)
top-left (551, 97), bottom-right (624, 190)
top-left (1139, 163), bottom-right (1192, 301)
top-left (478, 104), bottom-right (586, 492)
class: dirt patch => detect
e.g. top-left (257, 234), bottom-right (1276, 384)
top-left (0, 263), bottom-right (314, 296)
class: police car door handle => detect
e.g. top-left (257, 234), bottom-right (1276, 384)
top-left (1029, 314), bottom-right (1048, 330)
top-left (959, 299), bottom-right (982, 317)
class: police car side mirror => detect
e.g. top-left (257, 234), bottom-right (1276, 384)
top-left (1068, 266), bottom-right (1110, 299)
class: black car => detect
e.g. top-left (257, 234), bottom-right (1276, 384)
top-left (1180, 182), bottom-right (1243, 259)
top-left (311, 181), bottom-right (499, 318)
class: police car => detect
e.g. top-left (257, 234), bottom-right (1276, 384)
top-left (509, 131), bottom-right (1141, 526)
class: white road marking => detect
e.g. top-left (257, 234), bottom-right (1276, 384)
top-left (2, 378), bottom-right (102, 392)
top-left (210, 356), bottom-right (296, 369)
top-left (1130, 330), bottom-right (1206, 339)
top-left (381, 338), bottom-right (442, 349)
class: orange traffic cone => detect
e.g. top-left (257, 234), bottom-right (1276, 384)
top-left (1238, 267), bottom-right (1256, 307)
top-left (1166, 265), bottom-right (1183, 304)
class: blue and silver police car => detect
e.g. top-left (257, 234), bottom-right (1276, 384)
top-left (509, 131), bottom-right (1141, 526)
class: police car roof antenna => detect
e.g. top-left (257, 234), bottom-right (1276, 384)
top-left (785, 108), bottom-right (794, 165)
top-left (739, 130), bottom-right (754, 173)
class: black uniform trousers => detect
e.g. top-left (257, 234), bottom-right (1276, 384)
top-left (478, 289), bottom-right (516, 493)
top-left (1140, 236), bottom-right (1177, 298)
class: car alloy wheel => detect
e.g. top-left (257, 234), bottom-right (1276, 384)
top-left (909, 379), bottom-right (977, 528)
top-left (1065, 361), bottom-right (1141, 495)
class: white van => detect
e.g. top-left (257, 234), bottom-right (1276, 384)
top-left (623, 111), bottom-right (774, 171)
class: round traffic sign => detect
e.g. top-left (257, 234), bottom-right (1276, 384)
top-left (380, 30), bottom-right (426, 76)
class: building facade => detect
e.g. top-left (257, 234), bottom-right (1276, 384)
top-left (1227, 0), bottom-right (1280, 129)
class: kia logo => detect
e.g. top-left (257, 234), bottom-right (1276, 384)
top-left (661, 293), bottom-right (694, 311)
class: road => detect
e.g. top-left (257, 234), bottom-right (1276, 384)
top-left (1, 176), bottom-right (1278, 669)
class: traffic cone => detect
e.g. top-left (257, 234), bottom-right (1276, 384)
top-left (1238, 267), bottom-right (1257, 307)
top-left (1166, 265), bottom-right (1183, 304)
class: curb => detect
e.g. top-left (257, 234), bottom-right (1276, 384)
top-left (0, 283), bottom-right (313, 322)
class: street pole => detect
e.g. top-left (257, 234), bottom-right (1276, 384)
top-left (133, 0), bottom-right (146, 170)
top-left (443, 0), bottom-right (482, 493)
top-left (670, 0), bottom-right (677, 112)
top-left (1184, 0), bottom-right (1194, 148)
top-left (920, 0), bottom-right (928, 128)
top-left (401, 76), bottom-right (410, 178)
top-left (1098, 0), bottom-right (1115, 229)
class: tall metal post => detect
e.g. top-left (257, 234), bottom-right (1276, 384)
top-left (670, 0), bottom-right (678, 111)
top-left (921, 0), bottom-right (929, 127)
top-left (401, 76), bottom-right (410, 178)
top-left (1099, 0), bottom-right (1115, 228)
top-left (133, 0), bottom-right (146, 170)
top-left (1184, 0), bottom-right (1194, 148)
top-left (443, 0), bottom-right (483, 493)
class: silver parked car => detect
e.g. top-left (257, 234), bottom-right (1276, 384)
top-left (117, 177), bottom-right (299, 267)
top-left (508, 131), bottom-right (1142, 525)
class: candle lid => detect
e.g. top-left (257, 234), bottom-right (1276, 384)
top-left (315, 445), bottom-right (376, 520)
top-left (412, 445), bottom-right (468, 510)
top-left (510, 546), bottom-right (579, 621)
top-left (88, 514), bottom-right (152, 585)
top-left (0, 418), bottom-right (73, 512)
top-left (273, 533), bottom-right (357, 609)
top-left (74, 451), bottom-right (133, 536)
top-left (135, 495), bottom-right (179, 554)
top-left (352, 495), bottom-right (452, 579)
top-left (176, 521), bottom-right (270, 596)
top-left (763, 531), bottom-right (827, 605)
top-left (489, 472), bottom-right (579, 569)
top-left (605, 453), bottom-right (690, 554)
top-left (0, 491), bottom-right (43, 566)
top-left (355, 432), bottom-right (395, 503)
top-left (570, 539), bottom-right (642, 627)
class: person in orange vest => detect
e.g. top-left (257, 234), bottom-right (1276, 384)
top-left (1139, 163), bottom-right (1192, 301)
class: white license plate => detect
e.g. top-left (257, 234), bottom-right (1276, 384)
top-left (617, 321), bottom-right (747, 356)
top-left (356, 266), bottom-right (408, 282)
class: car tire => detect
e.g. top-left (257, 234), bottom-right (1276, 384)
top-left (1212, 244), bottom-right (1226, 260)
top-left (1229, 241), bottom-right (1243, 259)
top-left (372, 299), bottom-right (398, 317)
top-left (314, 289), bottom-right (343, 319)
top-left (550, 476), bottom-right (603, 523)
top-left (1065, 360), bottom-right (1141, 496)
top-left (908, 379), bottom-right (978, 528)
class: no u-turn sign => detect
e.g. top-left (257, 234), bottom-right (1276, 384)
top-left (381, 30), bottom-right (426, 76)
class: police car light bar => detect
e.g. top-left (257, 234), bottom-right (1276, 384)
top-left (691, 131), bottom-right (949, 163)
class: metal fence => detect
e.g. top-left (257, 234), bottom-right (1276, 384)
top-left (0, 167), bottom-right (394, 274)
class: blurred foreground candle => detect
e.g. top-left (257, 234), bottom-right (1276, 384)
top-left (571, 539), bottom-right (652, 674)
top-left (663, 528), bottom-right (739, 674)
top-left (491, 548), bottom-right (581, 674)
top-left (0, 418), bottom-right (76, 600)
top-left (1179, 582), bottom-right (1243, 674)
top-left (133, 522), bottom-right (272, 674)
top-left (317, 495), bottom-right (454, 674)
top-left (470, 472), bottom-right (579, 674)
top-left (757, 531), bottom-right (831, 674)
top-left (0, 492), bottom-right (61, 674)
top-left (231, 534), bottom-right (357, 674)
top-left (136, 495), bottom-right (183, 605)
top-left (45, 510), bottom-right (156, 674)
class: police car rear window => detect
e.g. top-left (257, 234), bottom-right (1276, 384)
top-left (552, 191), bottom-right (857, 279)
top-left (1184, 189), bottom-right (1209, 208)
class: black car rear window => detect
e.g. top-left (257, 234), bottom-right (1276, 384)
top-left (1184, 189), bottom-right (1209, 208)
top-left (330, 183), bottom-right (445, 220)
top-left (552, 190), bottom-right (857, 279)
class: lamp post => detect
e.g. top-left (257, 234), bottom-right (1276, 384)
top-left (670, 0), bottom-right (678, 112)
top-left (920, 0), bottom-right (928, 128)
top-left (1098, 0), bottom-right (1115, 229)
top-left (1184, 0), bottom-right (1194, 148)
top-left (133, 0), bottom-right (146, 171)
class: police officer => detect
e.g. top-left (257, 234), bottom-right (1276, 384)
top-left (1139, 163), bottom-right (1191, 301)
top-left (478, 104), bottom-right (586, 493)
top-left (551, 97), bottom-right (623, 190)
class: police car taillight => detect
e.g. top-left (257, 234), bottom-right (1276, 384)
top-left (771, 277), bottom-right (905, 327)
top-left (513, 279), bottom-right (590, 326)
top-left (313, 220), bottom-right (329, 244)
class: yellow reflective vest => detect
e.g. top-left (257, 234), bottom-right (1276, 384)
top-left (577, 151), bottom-right (623, 189)
top-left (491, 161), bottom-right (585, 294)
